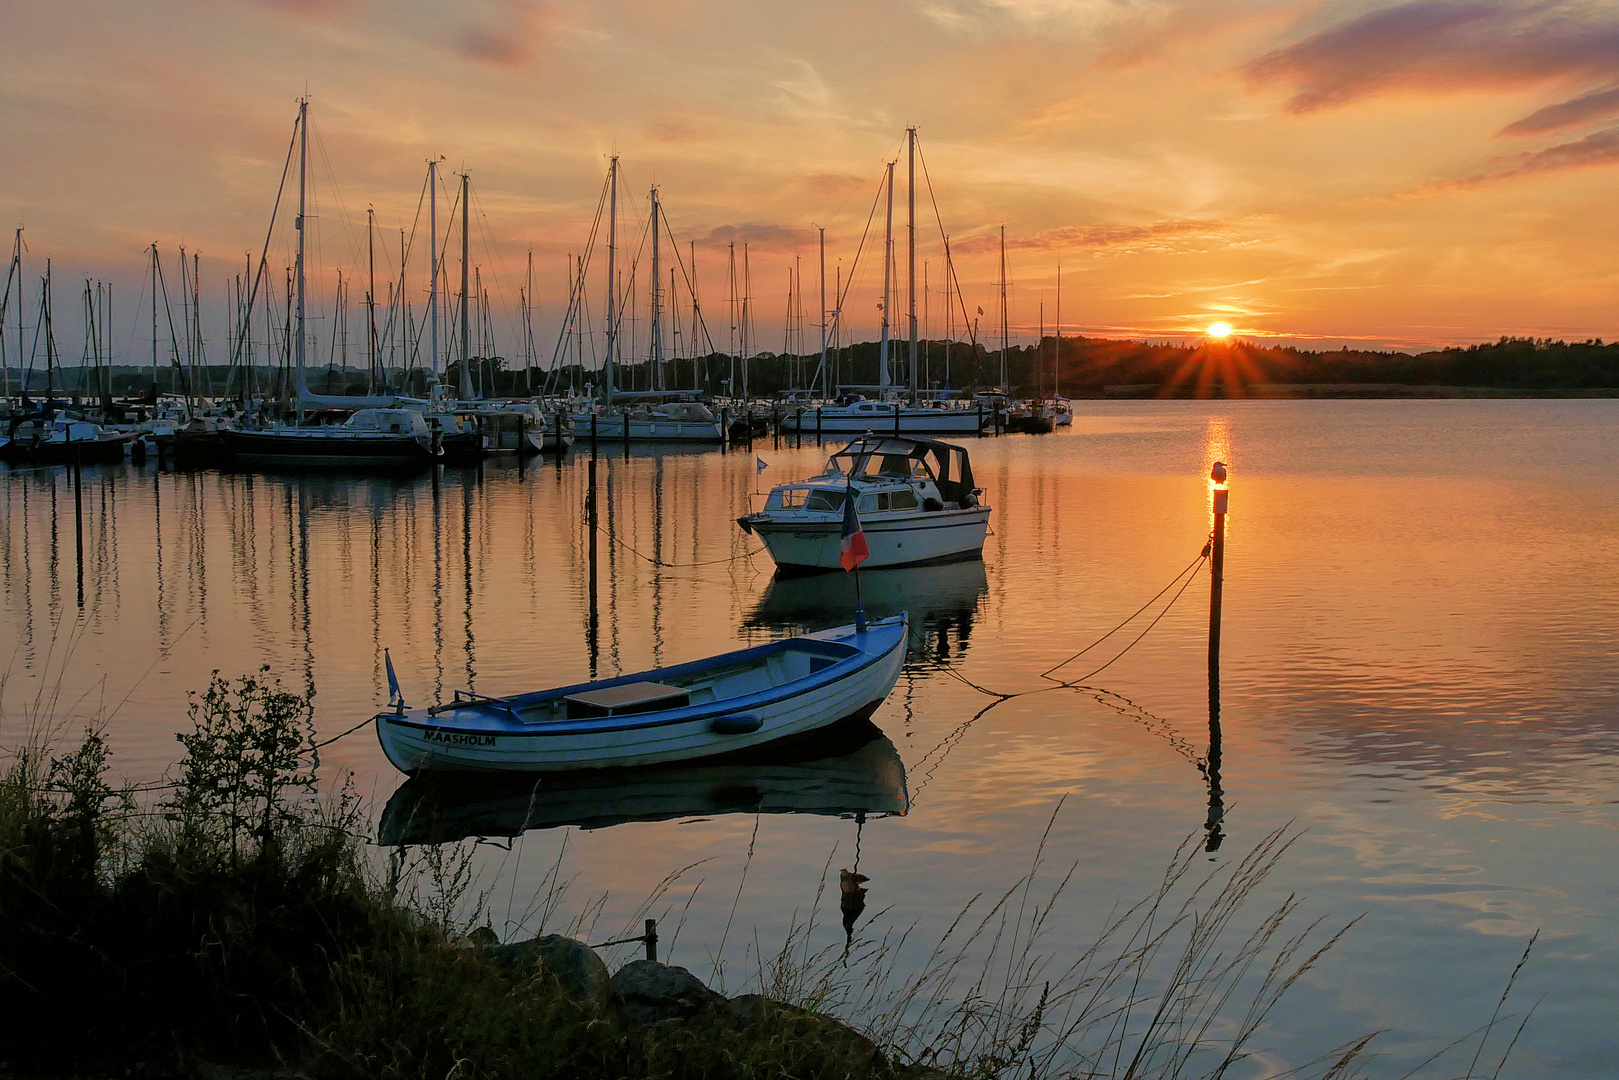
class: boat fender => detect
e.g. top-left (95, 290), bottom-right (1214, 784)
top-left (710, 713), bottom-right (763, 735)
top-left (960, 490), bottom-right (977, 508)
top-left (923, 496), bottom-right (944, 512)
top-left (736, 516), bottom-right (754, 535)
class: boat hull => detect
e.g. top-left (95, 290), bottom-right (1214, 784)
top-left (0, 434), bottom-right (132, 465)
top-left (750, 508), bottom-right (990, 573)
top-left (375, 616), bottom-right (908, 773)
top-left (220, 429), bottom-right (437, 469)
top-left (573, 414), bottom-right (726, 443)
top-left (778, 407), bottom-right (988, 436)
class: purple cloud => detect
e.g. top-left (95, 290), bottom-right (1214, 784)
top-left (701, 223), bottom-right (819, 250)
top-left (953, 220), bottom-right (1238, 255)
top-left (1246, 1), bottom-right (1619, 113)
top-left (458, 1), bottom-right (549, 68)
top-left (1500, 84), bottom-right (1619, 136)
top-left (1502, 124), bottom-right (1619, 172)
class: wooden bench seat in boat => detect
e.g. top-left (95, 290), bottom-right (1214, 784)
top-left (564, 681), bottom-right (692, 719)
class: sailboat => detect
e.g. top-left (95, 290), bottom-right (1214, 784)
top-left (219, 100), bottom-right (440, 470)
top-left (780, 129), bottom-right (991, 438)
top-left (569, 169), bottom-right (727, 443)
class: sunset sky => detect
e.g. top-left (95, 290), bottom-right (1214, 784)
top-left (4, 0), bottom-right (1618, 363)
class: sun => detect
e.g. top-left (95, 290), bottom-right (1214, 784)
top-left (1206, 322), bottom-right (1233, 339)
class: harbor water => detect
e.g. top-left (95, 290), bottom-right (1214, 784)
top-left (2, 399), bottom-right (1616, 1075)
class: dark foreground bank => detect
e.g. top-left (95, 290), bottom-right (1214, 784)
top-left (0, 671), bottom-right (1534, 1079)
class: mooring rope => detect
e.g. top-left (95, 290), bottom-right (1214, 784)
top-left (602, 529), bottom-right (766, 568)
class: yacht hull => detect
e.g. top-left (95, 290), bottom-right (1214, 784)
top-left (574, 414), bottom-right (726, 442)
top-left (778, 407), bottom-right (987, 436)
top-left (750, 507), bottom-right (990, 573)
top-left (220, 429), bottom-right (437, 469)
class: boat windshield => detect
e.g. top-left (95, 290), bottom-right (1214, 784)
top-left (767, 487), bottom-right (848, 512)
top-left (827, 450), bottom-right (934, 482)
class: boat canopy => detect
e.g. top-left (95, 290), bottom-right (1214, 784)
top-left (829, 435), bottom-right (976, 504)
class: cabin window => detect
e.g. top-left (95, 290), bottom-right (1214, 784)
top-left (889, 489), bottom-right (918, 510)
top-left (875, 492), bottom-right (891, 511)
top-left (858, 494), bottom-right (879, 513)
top-left (804, 490), bottom-right (847, 512)
top-left (767, 489), bottom-right (808, 510)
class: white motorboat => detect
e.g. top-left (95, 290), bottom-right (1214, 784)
top-left (375, 615), bottom-right (907, 773)
top-left (738, 435), bottom-right (990, 573)
top-left (572, 400), bottom-right (727, 442)
top-left (776, 397), bottom-right (990, 436)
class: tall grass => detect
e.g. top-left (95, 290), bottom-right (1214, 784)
top-left (0, 670), bottom-right (1535, 1079)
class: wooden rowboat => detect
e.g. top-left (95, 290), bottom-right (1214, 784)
top-left (374, 615), bottom-right (908, 773)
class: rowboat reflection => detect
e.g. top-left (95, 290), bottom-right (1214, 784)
top-left (378, 718), bottom-right (908, 845)
top-left (745, 558), bottom-right (986, 659)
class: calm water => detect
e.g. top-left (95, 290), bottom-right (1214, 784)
top-left (3, 401), bottom-right (1617, 1076)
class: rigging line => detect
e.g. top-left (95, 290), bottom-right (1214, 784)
top-left (1041, 544), bottom-right (1210, 679)
top-left (545, 170), bottom-right (612, 373)
top-left (915, 139), bottom-right (982, 350)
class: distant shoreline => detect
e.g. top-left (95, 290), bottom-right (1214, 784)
top-left (1093, 383), bottom-right (1619, 400)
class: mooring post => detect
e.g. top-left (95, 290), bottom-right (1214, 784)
top-left (771, 403), bottom-right (779, 447)
top-left (644, 918), bottom-right (658, 963)
top-left (1208, 462), bottom-right (1227, 689)
top-left (795, 407), bottom-right (803, 448)
top-left (719, 406), bottom-right (729, 453)
top-left (1206, 461), bottom-right (1228, 852)
top-left (590, 410), bottom-right (598, 451)
top-left (816, 406), bottom-right (823, 446)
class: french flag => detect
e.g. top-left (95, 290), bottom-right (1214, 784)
top-left (839, 490), bottom-right (869, 571)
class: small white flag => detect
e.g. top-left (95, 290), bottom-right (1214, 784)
top-left (756, 457), bottom-right (769, 475)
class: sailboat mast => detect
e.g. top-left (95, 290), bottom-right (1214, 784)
top-left (525, 249), bottom-right (534, 394)
top-left (998, 225), bottom-right (1007, 392)
top-left (150, 242), bottom-right (158, 393)
top-left (879, 160), bottom-right (893, 388)
top-left (428, 159), bottom-right (439, 393)
top-left (43, 260), bottom-right (55, 400)
top-left (604, 155), bottom-right (618, 401)
top-left (295, 97), bottom-right (307, 418)
top-left (817, 226), bottom-right (827, 397)
top-left (1054, 263), bottom-right (1061, 398)
top-left (459, 171), bottom-right (473, 399)
top-left (907, 126), bottom-right (917, 400)
top-left (690, 241), bottom-right (702, 393)
top-left (367, 206), bottom-right (377, 394)
top-left (650, 185), bottom-right (662, 391)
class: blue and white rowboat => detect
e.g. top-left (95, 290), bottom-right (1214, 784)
top-left (375, 615), bottom-right (908, 773)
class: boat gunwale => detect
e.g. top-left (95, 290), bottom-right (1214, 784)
top-left (377, 617), bottom-right (906, 738)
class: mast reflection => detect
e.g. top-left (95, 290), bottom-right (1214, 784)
top-left (747, 558), bottom-right (986, 662)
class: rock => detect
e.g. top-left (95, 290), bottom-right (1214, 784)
top-left (720, 993), bottom-right (887, 1071)
top-left (610, 959), bottom-right (724, 1025)
top-left (722, 992), bottom-right (771, 1028)
top-left (487, 933), bottom-right (611, 1013)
